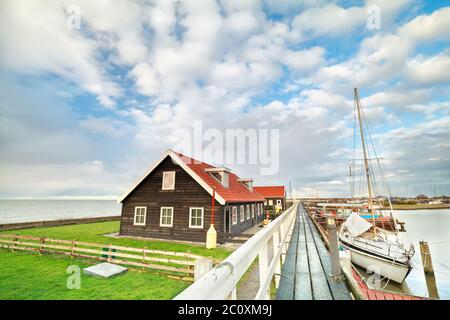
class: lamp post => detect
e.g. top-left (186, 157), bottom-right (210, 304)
top-left (206, 188), bottom-right (217, 249)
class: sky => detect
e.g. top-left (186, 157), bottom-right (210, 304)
top-left (0, 0), bottom-right (449, 199)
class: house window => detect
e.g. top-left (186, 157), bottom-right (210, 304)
top-left (251, 204), bottom-right (255, 218)
top-left (133, 206), bottom-right (146, 226)
top-left (160, 207), bottom-right (173, 227)
top-left (246, 205), bottom-right (250, 220)
top-left (240, 205), bottom-right (245, 222)
top-left (232, 206), bottom-right (238, 225)
top-left (276, 199), bottom-right (282, 205)
top-left (189, 207), bottom-right (204, 228)
top-left (261, 203), bottom-right (264, 215)
top-left (264, 200), bottom-right (267, 206)
top-left (162, 171), bottom-right (175, 190)
top-left (268, 199), bottom-right (273, 205)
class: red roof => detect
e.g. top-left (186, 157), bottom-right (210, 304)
top-left (174, 152), bottom-right (265, 203)
top-left (254, 186), bottom-right (285, 198)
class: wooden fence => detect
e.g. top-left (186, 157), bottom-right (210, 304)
top-left (0, 234), bottom-right (204, 281)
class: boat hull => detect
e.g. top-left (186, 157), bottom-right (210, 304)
top-left (340, 238), bottom-right (412, 284)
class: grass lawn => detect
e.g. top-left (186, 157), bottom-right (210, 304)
top-left (0, 221), bottom-right (231, 261)
top-left (0, 250), bottom-right (188, 300)
top-left (0, 221), bottom-right (232, 299)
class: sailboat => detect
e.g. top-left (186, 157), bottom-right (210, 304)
top-left (338, 88), bottom-right (415, 284)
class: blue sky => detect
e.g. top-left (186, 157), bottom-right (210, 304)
top-left (0, 0), bottom-right (449, 198)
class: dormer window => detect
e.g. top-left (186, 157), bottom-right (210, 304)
top-left (238, 178), bottom-right (253, 191)
top-left (162, 171), bottom-right (175, 190)
top-left (205, 167), bottom-right (230, 188)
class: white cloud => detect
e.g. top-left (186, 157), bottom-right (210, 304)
top-left (406, 53), bottom-right (450, 84)
top-left (0, 0), bottom-right (120, 107)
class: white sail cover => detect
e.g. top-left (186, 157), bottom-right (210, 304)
top-left (342, 212), bottom-right (372, 237)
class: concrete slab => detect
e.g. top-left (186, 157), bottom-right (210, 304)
top-left (83, 262), bottom-right (128, 278)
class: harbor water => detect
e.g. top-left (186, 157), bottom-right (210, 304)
top-left (0, 199), bottom-right (120, 224)
top-left (357, 209), bottom-right (450, 299)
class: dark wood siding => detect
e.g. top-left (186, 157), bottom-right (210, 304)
top-left (120, 156), bottom-right (225, 242)
top-left (226, 201), bottom-right (265, 235)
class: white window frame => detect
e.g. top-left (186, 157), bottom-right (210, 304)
top-left (240, 205), bottom-right (245, 222)
top-left (251, 204), bottom-right (255, 218)
top-left (159, 207), bottom-right (173, 227)
top-left (162, 171), bottom-right (176, 190)
top-left (189, 207), bottom-right (204, 229)
top-left (268, 199), bottom-right (273, 205)
top-left (232, 206), bottom-right (238, 225)
top-left (133, 206), bottom-right (147, 226)
top-left (246, 205), bottom-right (250, 220)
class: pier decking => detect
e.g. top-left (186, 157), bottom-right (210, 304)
top-left (277, 204), bottom-right (351, 300)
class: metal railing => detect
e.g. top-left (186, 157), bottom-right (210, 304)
top-left (174, 201), bottom-right (299, 300)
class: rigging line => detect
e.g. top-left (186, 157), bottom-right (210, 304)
top-left (359, 98), bottom-right (394, 205)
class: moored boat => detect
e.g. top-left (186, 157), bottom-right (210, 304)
top-left (339, 88), bottom-right (415, 284)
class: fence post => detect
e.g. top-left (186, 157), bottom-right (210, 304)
top-left (194, 257), bottom-right (213, 281)
top-left (273, 229), bottom-right (281, 288)
top-left (230, 287), bottom-right (237, 300)
top-left (258, 242), bottom-right (270, 300)
top-left (39, 237), bottom-right (45, 255)
top-left (71, 240), bottom-right (75, 259)
top-left (142, 247), bottom-right (147, 271)
top-left (108, 243), bottom-right (112, 262)
top-left (280, 222), bottom-right (286, 264)
top-left (12, 235), bottom-right (17, 252)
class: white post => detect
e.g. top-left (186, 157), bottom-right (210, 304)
top-left (194, 258), bottom-right (213, 281)
top-left (280, 223), bottom-right (286, 263)
top-left (230, 287), bottom-right (237, 300)
top-left (258, 242), bottom-right (270, 300)
top-left (272, 229), bottom-right (281, 288)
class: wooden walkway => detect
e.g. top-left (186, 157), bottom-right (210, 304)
top-left (277, 204), bottom-right (352, 300)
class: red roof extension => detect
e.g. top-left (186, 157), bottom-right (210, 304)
top-left (175, 152), bottom-right (265, 203)
top-left (254, 186), bottom-right (285, 198)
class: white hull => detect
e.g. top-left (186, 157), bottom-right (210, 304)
top-left (340, 238), bottom-right (412, 283)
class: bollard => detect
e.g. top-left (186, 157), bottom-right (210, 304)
top-left (194, 258), bottom-right (213, 281)
top-left (419, 241), bottom-right (439, 299)
top-left (327, 215), bottom-right (342, 279)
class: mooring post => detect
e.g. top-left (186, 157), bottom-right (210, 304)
top-left (194, 257), bottom-right (213, 282)
top-left (419, 241), bottom-right (440, 299)
top-left (327, 215), bottom-right (342, 279)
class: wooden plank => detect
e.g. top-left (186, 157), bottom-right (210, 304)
top-left (276, 210), bottom-right (299, 300)
top-left (303, 213), bottom-right (332, 300)
top-left (303, 210), bottom-right (351, 300)
top-left (375, 291), bottom-right (386, 300)
top-left (294, 213), bottom-right (312, 300)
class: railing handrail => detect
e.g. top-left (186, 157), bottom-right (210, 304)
top-left (174, 201), bottom-right (299, 300)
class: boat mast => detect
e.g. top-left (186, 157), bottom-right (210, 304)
top-left (354, 88), bottom-right (376, 232)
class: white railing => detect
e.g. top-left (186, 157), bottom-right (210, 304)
top-left (174, 201), bottom-right (299, 300)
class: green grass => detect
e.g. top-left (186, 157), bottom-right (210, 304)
top-left (0, 221), bottom-right (233, 299)
top-left (0, 250), bottom-right (188, 300)
top-left (0, 221), bottom-right (231, 261)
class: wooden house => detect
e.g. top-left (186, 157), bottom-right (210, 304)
top-left (254, 186), bottom-right (286, 213)
top-left (117, 150), bottom-right (265, 243)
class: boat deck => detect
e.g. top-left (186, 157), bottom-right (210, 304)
top-left (276, 204), bottom-right (352, 300)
